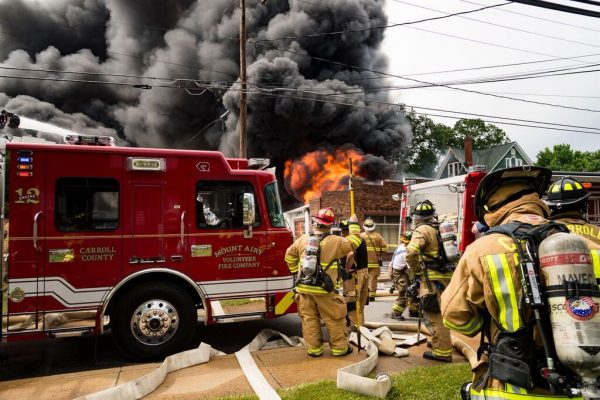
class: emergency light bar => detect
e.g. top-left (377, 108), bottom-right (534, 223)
top-left (127, 157), bottom-right (166, 172)
top-left (64, 134), bottom-right (115, 146)
top-left (248, 158), bottom-right (270, 170)
top-left (0, 109), bottom-right (20, 130)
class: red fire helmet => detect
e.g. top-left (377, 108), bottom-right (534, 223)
top-left (313, 207), bottom-right (335, 226)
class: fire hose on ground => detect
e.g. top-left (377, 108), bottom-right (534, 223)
top-left (76, 321), bottom-right (476, 400)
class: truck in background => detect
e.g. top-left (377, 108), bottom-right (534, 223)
top-left (0, 135), bottom-right (294, 360)
top-left (400, 168), bottom-right (600, 252)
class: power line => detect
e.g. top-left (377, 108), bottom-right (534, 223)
top-left (393, 0), bottom-right (600, 49)
top-left (263, 45), bottom-right (600, 112)
top-left (567, 0), bottom-right (600, 6)
top-left (461, 0), bottom-right (600, 32)
top-left (252, 90), bottom-right (600, 135)
top-left (250, 2), bottom-right (509, 44)
top-left (508, 0), bottom-right (600, 18)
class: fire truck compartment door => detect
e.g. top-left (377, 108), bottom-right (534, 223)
top-left (130, 185), bottom-right (165, 263)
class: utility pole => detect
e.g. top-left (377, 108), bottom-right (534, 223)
top-left (239, 0), bottom-right (248, 159)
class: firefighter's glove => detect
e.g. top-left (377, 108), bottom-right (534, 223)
top-left (340, 268), bottom-right (353, 281)
top-left (407, 281), bottom-right (420, 302)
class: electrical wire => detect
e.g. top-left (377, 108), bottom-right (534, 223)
top-left (263, 45), bottom-right (600, 112)
top-left (251, 90), bottom-right (600, 135)
top-left (392, 0), bottom-right (600, 49)
top-left (508, 0), bottom-right (600, 18)
top-left (250, 2), bottom-right (509, 44)
top-left (460, 0), bottom-right (600, 32)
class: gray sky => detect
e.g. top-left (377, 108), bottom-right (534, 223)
top-left (381, 0), bottom-right (600, 162)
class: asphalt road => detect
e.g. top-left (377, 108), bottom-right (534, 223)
top-left (0, 314), bottom-right (303, 381)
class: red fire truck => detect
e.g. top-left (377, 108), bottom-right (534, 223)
top-left (399, 167), bottom-right (600, 252)
top-left (0, 136), bottom-right (294, 360)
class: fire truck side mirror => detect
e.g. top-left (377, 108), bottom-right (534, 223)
top-left (242, 193), bottom-right (256, 226)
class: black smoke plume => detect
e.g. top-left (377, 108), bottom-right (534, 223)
top-left (0, 0), bottom-right (410, 204)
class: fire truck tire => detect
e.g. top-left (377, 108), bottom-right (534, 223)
top-left (112, 281), bottom-right (197, 361)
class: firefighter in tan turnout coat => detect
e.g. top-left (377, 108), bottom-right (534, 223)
top-left (341, 217), bottom-right (369, 326)
top-left (360, 218), bottom-right (387, 301)
top-left (546, 176), bottom-right (600, 289)
top-left (441, 166), bottom-right (580, 399)
top-left (285, 207), bottom-right (357, 357)
top-left (406, 200), bottom-right (453, 362)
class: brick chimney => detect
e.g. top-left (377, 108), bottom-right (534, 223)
top-left (464, 136), bottom-right (473, 167)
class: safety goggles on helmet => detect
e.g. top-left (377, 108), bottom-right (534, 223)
top-left (363, 217), bottom-right (376, 231)
top-left (545, 176), bottom-right (590, 210)
top-left (313, 207), bottom-right (335, 226)
top-left (412, 200), bottom-right (435, 218)
top-left (474, 166), bottom-right (552, 224)
top-left (400, 231), bottom-right (412, 243)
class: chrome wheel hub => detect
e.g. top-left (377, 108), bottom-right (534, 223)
top-left (130, 299), bottom-right (179, 345)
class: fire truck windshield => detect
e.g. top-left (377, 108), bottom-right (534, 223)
top-left (265, 182), bottom-right (285, 227)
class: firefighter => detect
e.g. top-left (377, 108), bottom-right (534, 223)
top-left (390, 232), bottom-right (419, 320)
top-left (360, 218), bottom-right (387, 301)
top-left (546, 176), bottom-right (600, 288)
top-left (441, 166), bottom-right (577, 398)
top-left (284, 207), bottom-right (357, 357)
top-left (340, 217), bottom-right (369, 326)
top-left (406, 200), bottom-right (453, 362)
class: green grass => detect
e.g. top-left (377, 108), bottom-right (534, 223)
top-left (213, 362), bottom-right (471, 400)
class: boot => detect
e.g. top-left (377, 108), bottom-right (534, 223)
top-left (391, 312), bottom-right (404, 321)
top-left (369, 296), bottom-right (376, 302)
top-left (423, 351), bottom-right (451, 363)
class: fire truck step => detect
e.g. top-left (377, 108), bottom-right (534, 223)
top-left (213, 312), bottom-right (266, 323)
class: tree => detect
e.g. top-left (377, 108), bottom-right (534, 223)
top-left (535, 144), bottom-right (600, 171)
top-left (446, 119), bottom-right (510, 149)
top-left (395, 107), bottom-right (510, 176)
top-left (394, 107), bottom-right (451, 177)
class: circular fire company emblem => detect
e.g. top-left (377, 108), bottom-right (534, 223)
top-left (564, 296), bottom-right (599, 321)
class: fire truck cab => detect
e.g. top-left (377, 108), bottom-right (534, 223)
top-left (0, 137), bottom-right (294, 360)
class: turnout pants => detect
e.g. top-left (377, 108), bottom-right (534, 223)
top-left (297, 292), bottom-right (349, 356)
top-left (367, 267), bottom-right (380, 297)
top-left (391, 268), bottom-right (418, 315)
top-left (423, 289), bottom-right (452, 358)
top-left (343, 268), bottom-right (369, 326)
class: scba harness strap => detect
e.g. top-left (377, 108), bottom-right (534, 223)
top-left (476, 221), bottom-right (574, 393)
top-left (298, 233), bottom-right (339, 293)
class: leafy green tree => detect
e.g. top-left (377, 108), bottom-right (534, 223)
top-left (535, 144), bottom-right (600, 171)
top-left (446, 119), bottom-right (510, 149)
top-left (395, 107), bottom-right (510, 176)
top-left (394, 107), bottom-right (451, 177)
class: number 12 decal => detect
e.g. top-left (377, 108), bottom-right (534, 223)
top-left (15, 188), bottom-right (40, 204)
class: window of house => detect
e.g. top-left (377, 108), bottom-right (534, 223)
top-left (195, 181), bottom-right (260, 229)
top-left (447, 162), bottom-right (462, 177)
top-left (56, 178), bottom-right (119, 232)
top-left (505, 157), bottom-right (523, 168)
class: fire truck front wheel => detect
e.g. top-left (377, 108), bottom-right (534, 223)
top-left (112, 282), bottom-right (197, 361)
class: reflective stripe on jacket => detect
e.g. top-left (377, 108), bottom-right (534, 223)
top-left (285, 231), bottom-right (356, 295)
top-left (406, 223), bottom-right (452, 283)
top-left (360, 231), bottom-right (387, 268)
top-left (552, 214), bottom-right (600, 289)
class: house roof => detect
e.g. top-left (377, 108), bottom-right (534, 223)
top-left (436, 141), bottom-right (533, 179)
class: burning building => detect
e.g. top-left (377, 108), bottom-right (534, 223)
top-left (0, 0), bottom-right (411, 204)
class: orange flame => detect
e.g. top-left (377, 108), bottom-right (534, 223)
top-left (284, 148), bottom-right (366, 203)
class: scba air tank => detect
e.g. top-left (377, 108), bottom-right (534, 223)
top-left (439, 221), bottom-right (460, 263)
top-left (301, 235), bottom-right (320, 277)
top-left (539, 232), bottom-right (600, 399)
